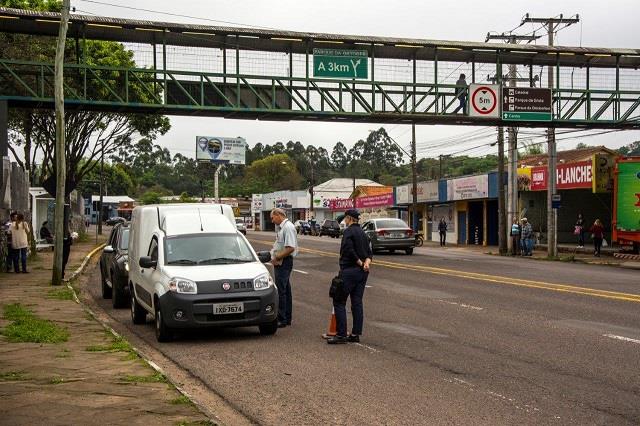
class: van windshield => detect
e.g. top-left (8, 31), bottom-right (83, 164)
top-left (164, 233), bottom-right (255, 265)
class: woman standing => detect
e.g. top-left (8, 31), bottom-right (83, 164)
top-left (589, 219), bottom-right (605, 257)
top-left (575, 213), bottom-right (585, 248)
top-left (10, 213), bottom-right (30, 273)
top-left (510, 217), bottom-right (521, 256)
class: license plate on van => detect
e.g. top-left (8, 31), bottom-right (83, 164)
top-left (213, 302), bottom-right (244, 315)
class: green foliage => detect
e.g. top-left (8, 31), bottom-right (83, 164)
top-left (120, 372), bottom-right (167, 383)
top-left (0, 0), bottom-right (60, 12)
top-left (46, 288), bottom-right (74, 301)
top-left (140, 191), bottom-right (163, 205)
top-left (85, 334), bottom-right (133, 353)
top-left (244, 154), bottom-right (303, 191)
top-left (2, 303), bottom-right (69, 343)
top-left (617, 141), bottom-right (640, 156)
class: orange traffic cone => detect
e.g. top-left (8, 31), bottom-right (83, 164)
top-left (321, 307), bottom-right (337, 339)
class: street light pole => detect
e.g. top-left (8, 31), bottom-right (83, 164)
top-left (411, 123), bottom-right (418, 233)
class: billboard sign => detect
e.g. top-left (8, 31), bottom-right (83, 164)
top-left (447, 175), bottom-right (489, 200)
top-left (616, 161), bottom-right (640, 232)
top-left (396, 181), bottom-right (439, 204)
top-left (196, 136), bottom-right (246, 165)
top-left (356, 193), bottom-right (394, 209)
top-left (328, 198), bottom-right (355, 211)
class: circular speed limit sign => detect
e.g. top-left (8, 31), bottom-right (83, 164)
top-left (469, 84), bottom-right (499, 118)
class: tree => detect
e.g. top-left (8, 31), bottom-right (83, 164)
top-left (76, 161), bottom-right (135, 197)
top-left (139, 191), bottom-right (163, 205)
top-left (575, 142), bottom-right (589, 149)
top-left (244, 154), bottom-right (302, 192)
top-left (331, 142), bottom-right (349, 171)
top-left (3, 0), bottom-right (170, 195)
top-left (617, 141), bottom-right (640, 156)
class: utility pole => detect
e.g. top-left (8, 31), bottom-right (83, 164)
top-left (486, 32), bottom-right (540, 255)
top-left (411, 123), bottom-right (418, 232)
top-left (52, 0), bottom-right (70, 286)
top-left (214, 165), bottom-right (222, 203)
top-left (309, 158), bottom-right (315, 216)
top-left (97, 139), bottom-right (104, 235)
top-left (497, 126), bottom-right (506, 254)
top-left (522, 14), bottom-right (579, 257)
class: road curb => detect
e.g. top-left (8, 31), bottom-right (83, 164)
top-left (61, 244), bottom-right (221, 425)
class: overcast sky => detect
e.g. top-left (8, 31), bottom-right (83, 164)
top-left (72, 0), bottom-right (640, 160)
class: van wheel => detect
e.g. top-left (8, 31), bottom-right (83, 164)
top-left (155, 303), bottom-right (173, 342)
top-left (405, 248), bottom-right (414, 255)
top-left (130, 285), bottom-right (146, 324)
top-left (112, 273), bottom-right (127, 309)
top-left (101, 265), bottom-right (112, 299)
top-left (259, 319), bottom-right (278, 336)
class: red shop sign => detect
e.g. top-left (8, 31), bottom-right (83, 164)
top-left (530, 160), bottom-right (593, 191)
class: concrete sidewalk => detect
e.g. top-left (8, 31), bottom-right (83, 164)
top-left (0, 237), bottom-right (212, 425)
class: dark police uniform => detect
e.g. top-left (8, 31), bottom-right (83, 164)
top-left (334, 220), bottom-right (373, 339)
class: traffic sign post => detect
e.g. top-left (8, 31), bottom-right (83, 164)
top-left (313, 49), bottom-right (368, 79)
top-left (551, 193), bottom-right (561, 209)
top-left (468, 84), bottom-right (500, 118)
top-left (502, 87), bottom-right (552, 121)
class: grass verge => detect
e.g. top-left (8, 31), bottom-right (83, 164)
top-left (47, 288), bottom-right (75, 301)
top-left (120, 372), bottom-right (167, 383)
top-left (170, 395), bottom-right (194, 406)
top-left (0, 371), bottom-right (28, 381)
top-left (1, 303), bottom-right (69, 343)
top-left (86, 333), bottom-right (133, 353)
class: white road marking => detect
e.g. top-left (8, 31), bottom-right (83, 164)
top-left (354, 343), bottom-right (380, 353)
top-left (440, 300), bottom-right (484, 311)
top-left (293, 269), bottom-right (309, 274)
top-left (603, 334), bottom-right (640, 344)
top-left (445, 378), bottom-right (543, 415)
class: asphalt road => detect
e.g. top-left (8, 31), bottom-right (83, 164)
top-left (84, 232), bottom-right (640, 425)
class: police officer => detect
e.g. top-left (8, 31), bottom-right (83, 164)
top-left (328, 209), bottom-right (372, 345)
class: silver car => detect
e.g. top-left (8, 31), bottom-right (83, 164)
top-left (362, 218), bottom-right (415, 255)
top-left (235, 218), bottom-right (247, 235)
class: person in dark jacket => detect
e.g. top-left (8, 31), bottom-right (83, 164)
top-left (40, 221), bottom-right (54, 244)
top-left (575, 213), bottom-right (585, 248)
top-left (328, 209), bottom-right (372, 345)
top-left (438, 218), bottom-right (448, 246)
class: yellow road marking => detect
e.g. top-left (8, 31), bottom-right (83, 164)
top-left (250, 238), bottom-right (640, 304)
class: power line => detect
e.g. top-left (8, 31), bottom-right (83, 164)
top-left (77, 0), bottom-right (282, 30)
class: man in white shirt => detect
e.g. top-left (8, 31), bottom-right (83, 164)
top-left (270, 208), bottom-right (298, 328)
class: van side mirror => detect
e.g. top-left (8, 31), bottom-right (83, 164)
top-left (139, 256), bottom-right (157, 269)
top-left (103, 245), bottom-right (114, 254)
top-left (257, 251), bottom-right (271, 264)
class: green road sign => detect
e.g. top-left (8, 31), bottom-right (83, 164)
top-left (502, 112), bottom-right (552, 121)
top-left (313, 49), bottom-right (368, 79)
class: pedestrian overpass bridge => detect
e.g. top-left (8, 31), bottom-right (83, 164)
top-left (0, 7), bottom-right (639, 129)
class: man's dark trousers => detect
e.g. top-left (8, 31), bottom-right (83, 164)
top-left (333, 266), bottom-right (368, 337)
top-left (274, 256), bottom-right (293, 324)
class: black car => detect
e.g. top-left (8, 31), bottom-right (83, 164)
top-left (106, 216), bottom-right (126, 226)
top-left (319, 219), bottom-right (341, 238)
top-left (99, 222), bottom-right (130, 308)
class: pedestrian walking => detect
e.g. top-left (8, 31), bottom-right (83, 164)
top-left (521, 218), bottom-right (533, 256)
top-left (270, 208), bottom-right (298, 328)
top-left (4, 211), bottom-right (17, 272)
top-left (328, 209), bottom-right (372, 345)
top-left (438, 218), bottom-right (448, 246)
top-left (452, 73), bottom-right (468, 114)
top-left (574, 213), bottom-right (585, 248)
top-left (10, 213), bottom-right (30, 273)
top-left (510, 217), bottom-right (521, 256)
top-left (589, 219), bottom-right (605, 257)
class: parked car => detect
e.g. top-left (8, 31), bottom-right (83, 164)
top-left (106, 216), bottom-right (126, 226)
top-left (362, 218), bottom-right (415, 255)
top-left (319, 219), bottom-right (341, 238)
top-left (294, 220), bottom-right (312, 235)
top-left (128, 204), bottom-right (278, 342)
top-left (99, 222), bottom-right (130, 308)
top-left (235, 218), bottom-right (247, 235)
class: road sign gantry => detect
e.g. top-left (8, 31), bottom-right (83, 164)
top-left (0, 7), bottom-right (638, 129)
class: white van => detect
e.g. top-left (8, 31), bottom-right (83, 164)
top-left (128, 203), bottom-right (278, 342)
